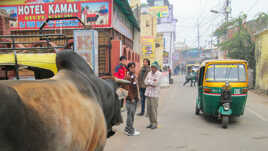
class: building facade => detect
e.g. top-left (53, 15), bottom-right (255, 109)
top-left (255, 29), bottom-right (268, 93)
top-left (0, 0), bottom-right (140, 76)
top-left (146, 0), bottom-right (177, 69)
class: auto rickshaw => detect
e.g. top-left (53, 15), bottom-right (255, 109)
top-left (186, 64), bottom-right (199, 74)
top-left (195, 60), bottom-right (248, 128)
top-left (0, 53), bottom-right (57, 80)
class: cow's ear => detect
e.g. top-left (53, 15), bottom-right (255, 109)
top-left (116, 88), bottom-right (128, 100)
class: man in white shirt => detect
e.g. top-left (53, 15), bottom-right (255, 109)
top-left (144, 61), bottom-right (162, 129)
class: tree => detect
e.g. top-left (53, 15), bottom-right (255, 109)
top-left (214, 13), bottom-right (268, 87)
top-left (214, 14), bottom-right (255, 69)
top-left (214, 13), bottom-right (268, 68)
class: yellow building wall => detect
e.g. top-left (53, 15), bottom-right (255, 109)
top-left (140, 35), bottom-right (163, 68)
top-left (140, 14), bottom-right (158, 66)
top-left (155, 34), bottom-right (164, 68)
top-left (256, 30), bottom-right (268, 91)
top-left (140, 14), bottom-right (157, 38)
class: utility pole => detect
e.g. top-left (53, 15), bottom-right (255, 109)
top-left (225, 0), bottom-right (231, 23)
top-left (224, 0), bottom-right (231, 58)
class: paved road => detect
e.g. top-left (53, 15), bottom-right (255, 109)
top-left (105, 76), bottom-right (268, 151)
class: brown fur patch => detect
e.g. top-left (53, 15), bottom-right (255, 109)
top-left (6, 72), bottom-right (107, 151)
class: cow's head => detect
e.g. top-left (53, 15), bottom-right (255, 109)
top-left (103, 78), bottom-right (130, 138)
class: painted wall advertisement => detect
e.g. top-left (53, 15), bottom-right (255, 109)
top-left (0, 0), bottom-right (112, 30)
top-left (142, 37), bottom-right (155, 59)
top-left (148, 6), bottom-right (169, 18)
top-left (74, 30), bottom-right (98, 75)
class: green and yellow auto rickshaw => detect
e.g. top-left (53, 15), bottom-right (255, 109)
top-left (195, 60), bottom-right (248, 128)
top-left (0, 53), bottom-right (57, 80)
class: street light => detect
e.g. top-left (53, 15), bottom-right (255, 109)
top-left (210, 10), bottom-right (220, 14)
top-left (210, 9), bottom-right (228, 59)
top-left (210, 10), bottom-right (225, 15)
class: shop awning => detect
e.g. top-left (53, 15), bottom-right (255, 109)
top-left (114, 0), bottom-right (140, 31)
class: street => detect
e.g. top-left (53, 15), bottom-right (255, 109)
top-left (106, 76), bottom-right (268, 151)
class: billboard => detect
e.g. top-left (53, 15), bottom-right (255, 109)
top-left (74, 30), bottom-right (98, 75)
top-left (0, 0), bottom-right (112, 30)
top-left (142, 37), bottom-right (155, 59)
top-left (148, 6), bottom-right (169, 18)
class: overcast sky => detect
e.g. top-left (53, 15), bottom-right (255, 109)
top-left (141, 0), bottom-right (268, 48)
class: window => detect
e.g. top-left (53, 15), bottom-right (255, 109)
top-left (205, 64), bottom-right (246, 82)
top-left (198, 67), bottom-right (205, 86)
top-left (146, 20), bottom-right (150, 27)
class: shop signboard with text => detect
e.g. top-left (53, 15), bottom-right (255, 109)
top-left (142, 37), bottom-right (155, 59)
top-left (0, 0), bottom-right (112, 30)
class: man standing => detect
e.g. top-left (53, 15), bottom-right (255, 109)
top-left (144, 61), bottom-right (162, 129)
top-left (137, 58), bottom-right (150, 116)
top-left (124, 62), bottom-right (140, 136)
top-left (114, 56), bottom-right (128, 110)
top-left (114, 56), bottom-right (127, 79)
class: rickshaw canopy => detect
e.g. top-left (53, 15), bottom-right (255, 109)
top-left (200, 59), bottom-right (248, 68)
top-left (0, 53), bottom-right (57, 74)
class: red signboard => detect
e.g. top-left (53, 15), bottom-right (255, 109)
top-left (0, 0), bottom-right (112, 30)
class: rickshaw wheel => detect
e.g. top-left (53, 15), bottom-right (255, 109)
top-left (195, 105), bottom-right (200, 115)
top-left (222, 116), bottom-right (229, 129)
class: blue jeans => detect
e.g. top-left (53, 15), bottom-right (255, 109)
top-left (139, 88), bottom-right (146, 114)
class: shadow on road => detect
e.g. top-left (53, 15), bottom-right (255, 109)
top-left (196, 113), bottom-right (241, 127)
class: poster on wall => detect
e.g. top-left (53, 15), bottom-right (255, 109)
top-left (0, 0), bottom-right (112, 30)
top-left (74, 30), bottom-right (98, 75)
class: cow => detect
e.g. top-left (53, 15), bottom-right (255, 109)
top-left (0, 50), bottom-right (125, 151)
top-left (55, 50), bottom-right (126, 138)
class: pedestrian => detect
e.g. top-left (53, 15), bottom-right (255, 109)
top-left (145, 61), bottom-right (162, 129)
top-left (114, 56), bottom-right (128, 111)
top-left (114, 56), bottom-right (127, 79)
top-left (183, 70), bottom-right (195, 87)
top-left (168, 66), bottom-right (171, 80)
top-left (192, 70), bottom-right (198, 87)
top-left (137, 58), bottom-right (151, 116)
top-left (124, 62), bottom-right (140, 136)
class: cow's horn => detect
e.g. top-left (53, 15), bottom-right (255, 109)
top-left (114, 77), bottom-right (131, 84)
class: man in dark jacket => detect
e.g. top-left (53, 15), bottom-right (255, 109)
top-left (137, 58), bottom-right (150, 116)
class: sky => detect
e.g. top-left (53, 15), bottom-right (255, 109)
top-left (141, 0), bottom-right (268, 48)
